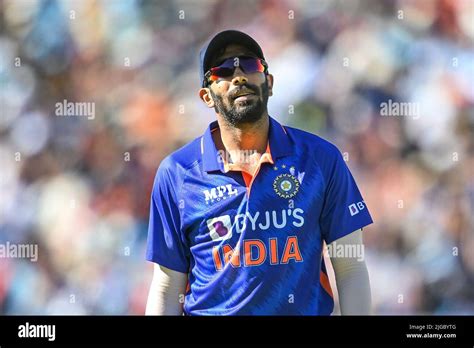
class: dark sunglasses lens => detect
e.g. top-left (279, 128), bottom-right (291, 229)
top-left (207, 57), bottom-right (266, 83)
top-left (209, 67), bottom-right (234, 81)
top-left (239, 57), bottom-right (265, 73)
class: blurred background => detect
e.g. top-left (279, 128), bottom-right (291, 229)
top-left (0, 0), bottom-right (473, 315)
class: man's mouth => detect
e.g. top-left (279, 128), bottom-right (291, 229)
top-left (232, 90), bottom-right (256, 102)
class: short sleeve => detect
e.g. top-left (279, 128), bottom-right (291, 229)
top-left (319, 147), bottom-right (373, 244)
top-left (146, 158), bottom-right (190, 273)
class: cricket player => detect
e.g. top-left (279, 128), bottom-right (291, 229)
top-left (146, 30), bottom-right (373, 315)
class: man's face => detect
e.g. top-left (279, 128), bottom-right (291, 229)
top-left (200, 44), bottom-right (273, 126)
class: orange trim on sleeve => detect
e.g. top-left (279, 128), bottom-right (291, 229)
top-left (320, 271), bottom-right (333, 298)
top-left (185, 280), bottom-right (191, 294)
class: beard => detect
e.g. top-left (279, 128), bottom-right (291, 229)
top-left (210, 80), bottom-right (269, 127)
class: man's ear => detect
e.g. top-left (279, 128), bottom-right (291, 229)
top-left (266, 73), bottom-right (274, 96)
top-left (199, 88), bottom-right (215, 108)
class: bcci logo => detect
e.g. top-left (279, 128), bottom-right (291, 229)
top-left (273, 174), bottom-right (300, 199)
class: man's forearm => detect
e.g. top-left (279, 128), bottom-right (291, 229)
top-left (145, 264), bottom-right (187, 315)
top-left (332, 257), bottom-right (372, 314)
top-left (330, 229), bottom-right (372, 315)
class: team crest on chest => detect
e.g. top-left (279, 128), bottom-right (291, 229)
top-left (273, 173), bottom-right (300, 199)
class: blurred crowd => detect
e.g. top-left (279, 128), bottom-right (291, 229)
top-left (0, 0), bottom-right (473, 314)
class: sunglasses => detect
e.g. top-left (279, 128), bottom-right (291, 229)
top-left (204, 56), bottom-right (268, 87)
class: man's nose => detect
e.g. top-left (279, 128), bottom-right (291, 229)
top-left (231, 67), bottom-right (248, 86)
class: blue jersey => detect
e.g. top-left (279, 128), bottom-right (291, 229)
top-left (146, 116), bottom-right (373, 315)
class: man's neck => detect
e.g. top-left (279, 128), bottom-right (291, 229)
top-left (213, 114), bottom-right (270, 161)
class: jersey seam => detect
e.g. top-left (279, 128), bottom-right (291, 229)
top-left (177, 159), bottom-right (202, 233)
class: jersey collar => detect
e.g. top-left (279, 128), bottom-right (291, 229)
top-left (201, 116), bottom-right (293, 173)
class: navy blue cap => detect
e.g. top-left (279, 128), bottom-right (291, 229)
top-left (199, 30), bottom-right (265, 87)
